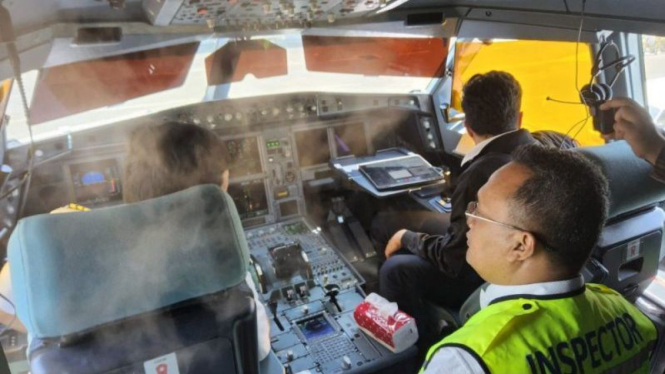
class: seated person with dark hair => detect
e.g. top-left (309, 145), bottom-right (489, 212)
top-left (374, 71), bottom-right (536, 348)
top-left (123, 122), bottom-right (271, 360)
top-left (531, 130), bottom-right (579, 149)
top-left (421, 145), bottom-right (657, 374)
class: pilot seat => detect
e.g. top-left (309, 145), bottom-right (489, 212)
top-left (575, 141), bottom-right (665, 301)
top-left (8, 185), bottom-right (260, 374)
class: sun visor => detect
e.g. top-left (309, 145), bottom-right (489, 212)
top-left (303, 36), bottom-right (448, 77)
top-left (29, 42), bottom-right (199, 125)
top-left (205, 39), bottom-right (287, 85)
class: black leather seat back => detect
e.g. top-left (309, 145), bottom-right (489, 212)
top-left (576, 142), bottom-right (665, 300)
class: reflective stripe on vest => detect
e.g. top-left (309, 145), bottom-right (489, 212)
top-left (421, 284), bottom-right (657, 374)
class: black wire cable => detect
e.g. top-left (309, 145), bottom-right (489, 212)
top-left (0, 291), bottom-right (16, 332)
top-left (562, 0), bottom-right (590, 149)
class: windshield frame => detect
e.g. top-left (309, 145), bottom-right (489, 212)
top-left (4, 32), bottom-right (446, 147)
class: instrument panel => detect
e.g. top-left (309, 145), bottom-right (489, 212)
top-left (245, 218), bottom-right (414, 373)
top-left (220, 118), bottom-right (380, 227)
top-left (16, 93), bottom-right (440, 223)
top-left (222, 124), bottom-right (346, 226)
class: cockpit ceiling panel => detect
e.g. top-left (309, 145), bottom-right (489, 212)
top-left (5, 0), bottom-right (665, 38)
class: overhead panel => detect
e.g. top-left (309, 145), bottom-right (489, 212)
top-left (142, 0), bottom-right (404, 30)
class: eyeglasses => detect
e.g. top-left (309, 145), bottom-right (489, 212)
top-left (465, 201), bottom-right (556, 252)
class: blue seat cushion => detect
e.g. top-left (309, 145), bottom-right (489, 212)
top-left (8, 184), bottom-right (249, 339)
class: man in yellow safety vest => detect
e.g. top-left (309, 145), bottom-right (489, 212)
top-left (421, 145), bottom-right (657, 374)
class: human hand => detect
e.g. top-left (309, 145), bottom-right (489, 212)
top-left (600, 98), bottom-right (665, 164)
top-left (385, 229), bottom-right (407, 258)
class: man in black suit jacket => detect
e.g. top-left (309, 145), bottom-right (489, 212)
top-left (374, 71), bottom-right (537, 348)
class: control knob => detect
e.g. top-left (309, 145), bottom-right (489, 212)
top-left (341, 356), bottom-right (352, 370)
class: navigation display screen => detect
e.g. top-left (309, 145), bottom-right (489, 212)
top-left (333, 123), bottom-right (367, 157)
top-left (69, 159), bottom-right (122, 205)
top-left (227, 179), bottom-right (269, 220)
top-left (224, 137), bottom-right (262, 177)
top-left (295, 128), bottom-right (330, 167)
top-left (297, 314), bottom-right (336, 341)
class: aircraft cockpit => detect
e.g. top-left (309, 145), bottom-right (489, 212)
top-left (1, 1), bottom-right (665, 373)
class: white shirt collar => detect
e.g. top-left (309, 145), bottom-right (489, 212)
top-left (479, 275), bottom-right (585, 309)
top-left (461, 130), bottom-right (518, 166)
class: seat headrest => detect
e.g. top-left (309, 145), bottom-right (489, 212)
top-left (575, 141), bottom-right (665, 219)
top-left (8, 185), bottom-right (249, 339)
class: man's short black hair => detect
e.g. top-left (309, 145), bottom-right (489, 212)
top-left (123, 122), bottom-right (227, 203)
top-left (509, 145), bottom-right (609, 274)
top-left (461, 71), bottom-right (522, 136)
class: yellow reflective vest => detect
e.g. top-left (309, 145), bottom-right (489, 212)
top-left (421, 284), bottom-right (657, 374)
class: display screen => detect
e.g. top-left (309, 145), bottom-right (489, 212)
top-left (388, 169), bottom-right (412, 179)
top-left (295, 128), bottom-right (330, 167)
top-left (297, 314), bottom-right (336, 341)
top-left (69, 159), bottom-right (122, 205)
top-left (333, 123), bottom-right (368, 157)
top-left (279, 200), bottom-right (299, 217)
top-left (227, 179), bottom-right (269, 220)
top-left (224, 137), bottom-right (262, 177)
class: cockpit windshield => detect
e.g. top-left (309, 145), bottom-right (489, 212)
top-left (4, 34), bottom-right (442, 146)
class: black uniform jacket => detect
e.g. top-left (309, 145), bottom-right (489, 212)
top-left (401, 129), bottom-right (537, 278)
